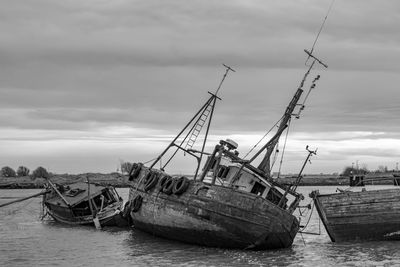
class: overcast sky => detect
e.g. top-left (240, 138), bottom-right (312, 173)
top-left (1, 0), bottom-right (400, 175)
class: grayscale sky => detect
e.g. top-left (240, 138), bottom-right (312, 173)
top-left (1, 0), bottom-right (399, 175)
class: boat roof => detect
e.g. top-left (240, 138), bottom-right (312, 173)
top-left (46, 182), bottom-right (107, 208)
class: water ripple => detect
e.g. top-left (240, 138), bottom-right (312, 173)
top-left (1, 187), bottom-right (400, 266)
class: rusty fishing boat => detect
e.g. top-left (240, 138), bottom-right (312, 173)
top-left (124, 45), bottom-right (327, 249)
top-left (43, 180), bottom-right (127, 228)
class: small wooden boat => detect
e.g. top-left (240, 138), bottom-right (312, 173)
top-left (311, 187), bottom-right (400, 242)
top-left (124, 46), bottom-right (328, 249)
top-left (43, 180), bottom-right (128, 228)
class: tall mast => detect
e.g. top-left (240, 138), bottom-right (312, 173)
top-left (257, 50), bottom-right (327, 175)
top-left (255, 0), bottom-right (335, 175)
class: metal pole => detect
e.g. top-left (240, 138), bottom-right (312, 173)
top-left (0, 190), bottom-right (49, 208)
top-left (292, 146), bottom-right (317, 192)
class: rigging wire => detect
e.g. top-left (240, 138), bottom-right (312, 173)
top-left (243, 114), bottom-right (285, 159)
top-left (276, 118), bottom-right (292, 178)
top-left (270, 141), bottom-right (279, 170)
top-left (143, 157), bottom-right (158, 165)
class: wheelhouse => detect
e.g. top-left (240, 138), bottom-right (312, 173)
top-left (201, 139), bottom-right (293, 209)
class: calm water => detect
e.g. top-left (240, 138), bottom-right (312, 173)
top-left (1, 186), bottom-right (400, 267)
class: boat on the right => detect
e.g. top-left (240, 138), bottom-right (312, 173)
top-left (310, 174), bottom-right (400, 242)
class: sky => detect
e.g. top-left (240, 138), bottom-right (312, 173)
top-left (1, 0), bottom-right (400, 175)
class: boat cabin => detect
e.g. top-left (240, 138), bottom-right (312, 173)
top-left (45, 183), bottom-right (120, 217)
top-left (202, 139), bottom-right (288, 207)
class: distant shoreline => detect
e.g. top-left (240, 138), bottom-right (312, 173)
top-left (1, 172), bottom-right (399, 189)
top-left (0, 172), bottom-right (130, 189)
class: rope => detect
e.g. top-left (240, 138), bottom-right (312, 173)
top-left (299, 201), bottom-right (315, 232)
top-left (143, 157), bottom-right (158, 165)
top-left (299, 194), bottom-right (321, 236)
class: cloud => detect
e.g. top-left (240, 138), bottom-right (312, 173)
top-left (1, 0), bottom-right (400, 173)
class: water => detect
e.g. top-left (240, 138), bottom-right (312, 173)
top-left (1, 186), bottom-right (400, 266)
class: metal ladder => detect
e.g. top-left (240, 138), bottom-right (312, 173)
top-left (184, 100), bottom-right (214, 150)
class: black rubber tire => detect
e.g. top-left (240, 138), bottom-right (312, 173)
top-left (172, 176), bottom-right (190, 195)
top-left (122, 200), bottom-right (132, 218)
top-left (142, 171), bottom-right (152, 185)
top-left (162, 178), bottom-right (175, 195)
top-left (144, 172), bottom-right (159, 191)
top-left (129, 163), bottom-right (142, 181)
top-left (132, 195), bottom-right (143, 212)
top-left (158, 175), bottom-right (170, 191)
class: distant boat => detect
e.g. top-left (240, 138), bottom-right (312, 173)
top-left (311, 184), bottom-right (400, 242)
top-left (394, 173), bottom-right (400, 186)
top-left (124, 46), bottom-right (327, 249)
top-left (43, 180), bottom-right (128, 228)
top-left (349, 174), bottom-right (365, 187)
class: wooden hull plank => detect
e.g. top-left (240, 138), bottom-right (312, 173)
top-left (312, 188), bottom-right (400, 242)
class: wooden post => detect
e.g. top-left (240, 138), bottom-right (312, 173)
top-left (87, 177), bottom-right (101, 229)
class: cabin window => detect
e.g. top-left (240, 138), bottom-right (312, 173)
top-left (106, 190), bottom-right (117, 202)
top-left (210, 158), bottom-right (217, 169)
top-left (217, 166), bottom-right (229, 179)
top-left (266, 187), bottom-right (287, 208)
top-left (250, 181), bottom-right (266, 196)
top-left (92, 191), bottom-right (114, 209)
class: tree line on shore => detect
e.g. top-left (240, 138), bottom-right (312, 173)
top-left (342, 165), bottom-right (398, 176)
top-left (2, 162), bottom-right (397, 180)
top-left (0, 166), bottom-right (49, 179)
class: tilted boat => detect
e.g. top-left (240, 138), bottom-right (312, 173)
top-left (124, 48), bottom-right (327, 249)
top-left (43, 180), bottom-right (128, 228)
top-left (311, 179), bottom-right (400, 242)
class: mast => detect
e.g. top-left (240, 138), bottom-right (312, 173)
top-left (257, 50), bottom-right (327, 175)
top-left (256, 0), bottom-right (334, 176)
top-left (148, 64), bottom-right (235, 180)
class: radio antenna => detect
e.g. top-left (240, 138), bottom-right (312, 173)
top-left (306, 0), bottom-right (336, 65)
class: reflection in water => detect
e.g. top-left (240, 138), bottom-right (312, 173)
top-left (1, 187), bottom-right (400, 266)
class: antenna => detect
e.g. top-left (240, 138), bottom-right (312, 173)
top-left (292, 145), bottom-right (318, 192)
top-left (305, 0), bottom-right (336, 65)
top-left (215, 64), bottom-right (236, 96)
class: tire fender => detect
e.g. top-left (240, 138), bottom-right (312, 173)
top-left (144, 172), bottom-right (159, 191)
top-left (132, 195), bottom-right (143, 212)
top-left (172, 176), bottom-right (190, 195)
top-left (162, 177), bottom-right (175, 195)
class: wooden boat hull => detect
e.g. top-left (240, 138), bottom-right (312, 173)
top-left (45, 201), bottom-right (128, 227)
top-left (128, 180), bottom-right (299, 250)
top-left (311, 188), bottom-right (400, 242)
top-left (43, 182), bottom-right (129, 228)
